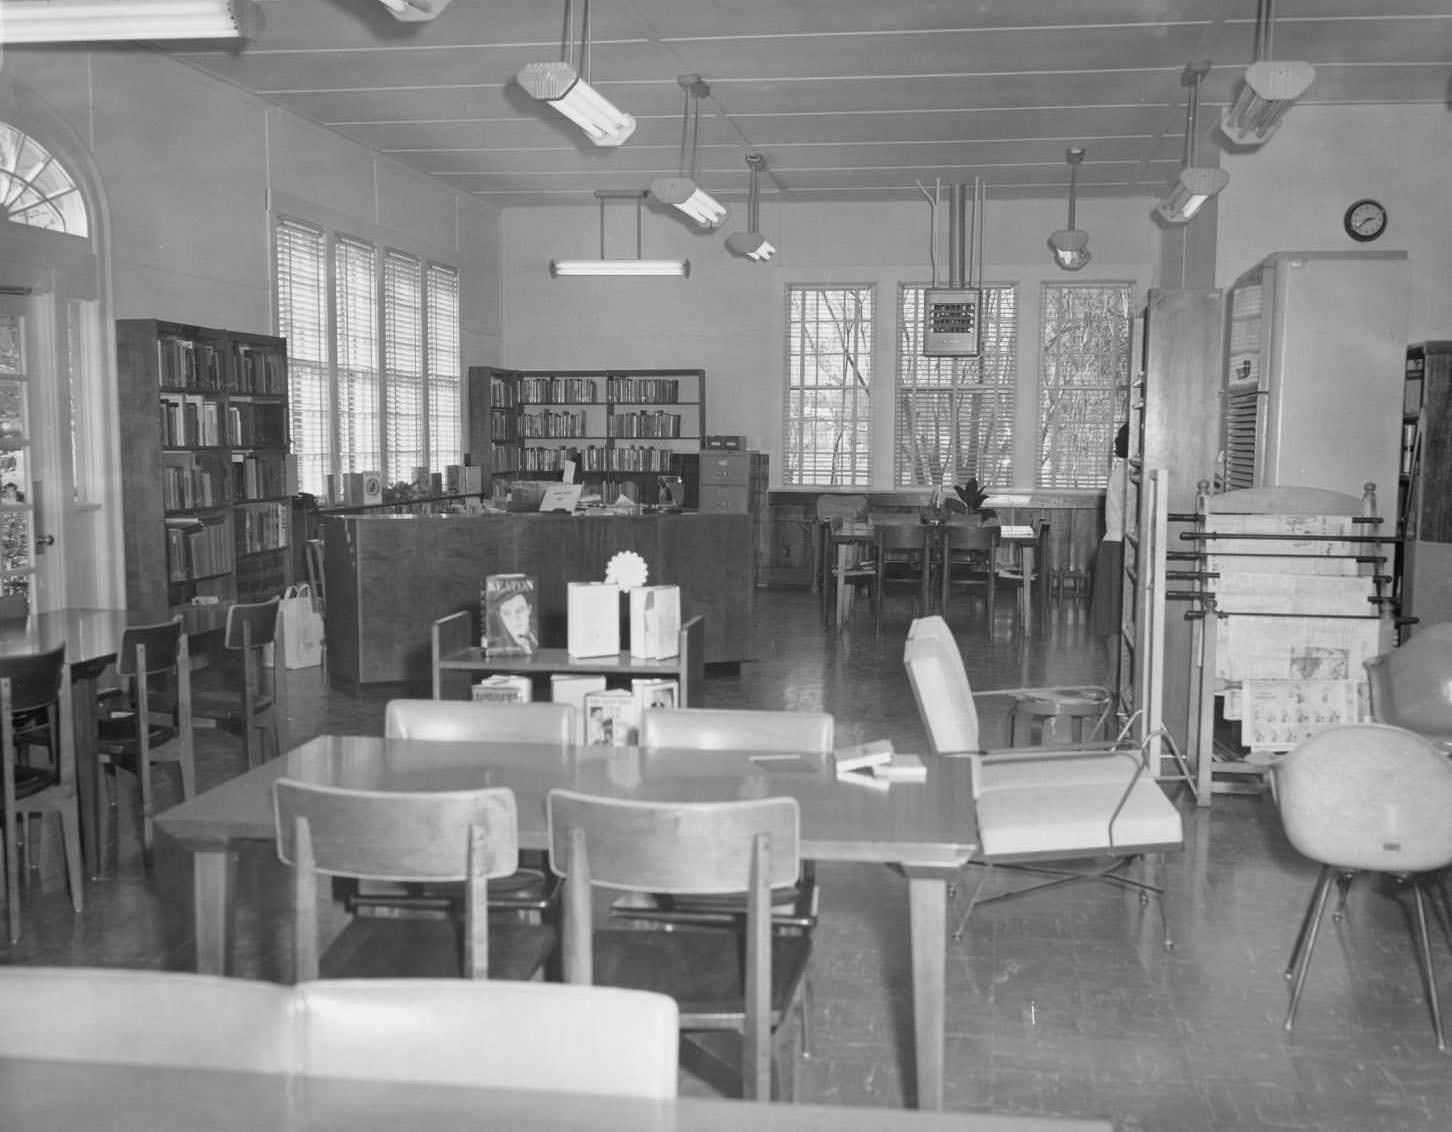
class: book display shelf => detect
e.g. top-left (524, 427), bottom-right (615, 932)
top-left (469, 366), bottom-right (705, 503)
top-left (117, 319), bottom-right (292, 631)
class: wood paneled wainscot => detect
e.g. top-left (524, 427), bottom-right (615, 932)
top-left (323, 512), bottom-right (754, 687)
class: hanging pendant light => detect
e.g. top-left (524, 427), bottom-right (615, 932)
top-left (550, 191), bottom-right (689, 278)
top-left (651, 75), bottom-right (729, 230)
top-left (1047, 147), bottom-right (1091, 271)
top-left (1155, 61), bottom-right (1230, 224)
top-left (725, 154), bottom-right (775, 261)
top-left (516, 0), bottom-right (636, 148)
top-left (1219, 0), bottom-right (1315, 148)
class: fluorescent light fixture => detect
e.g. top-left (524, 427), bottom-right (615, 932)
top-left (651, 75), bottom-right (730, 231)
top-left (1220, 58), bottom-right (1315, 147)
top-left (651, 176), bottom-right (728, 230)
top-left (1048, 147), bottom-right (1091, 271)
top-left (375, 0), bottom-right (454, 22)
top-left (1153, 61), bottom-right (1229, 225)
top-left (516, 61), bottom-right (636, 148)
top-left (551, 259), bottom-right (688, 277)
top-left (1155, 166), bottom-right (1230, 224)
top-left (0, 0), bottom-right (242, 42)
top-left (551, 190), bottom-right (688, 280)
top-left (726, 153), bottom-right (775, 262)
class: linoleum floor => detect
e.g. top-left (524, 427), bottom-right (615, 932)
top-left (4, 588), bottom-right (1451, 1130)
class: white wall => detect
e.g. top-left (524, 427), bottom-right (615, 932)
top-left (501, 194), bottom-right (1161, 489)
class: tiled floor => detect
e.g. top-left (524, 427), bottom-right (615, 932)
top-left (5, 587), bottom-right (1452, 1130)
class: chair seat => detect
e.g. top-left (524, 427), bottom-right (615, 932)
top-left (345, 869), bottom-right (560, 918)
top-left (976, 778), bottom-right (1182, 858)
top-left (592, 928), bottom-right (811, 1027)
top-left (96, 715), bottom-right (178, 752)
top-left (320, 915), bottom-right (557, 981)
top-left (980, 751), bottom-right (1141, 791)
top-left (613, 882), bottom-right (817, 930)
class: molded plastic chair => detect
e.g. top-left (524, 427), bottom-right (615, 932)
top-left (549, 789), bottom-right (812, 1101)
top-left (274, 779), bottom-right (556, 982)
top-left (299, 979), bottom-right (679, 1097)
top-left (0, 645), bottom-right (83, 943)
top-left (1364, 622), bottom-right (1452, 749)
top-left (1275, 722), bottom-right (1452, 1048)
top-left (96, 617), bottom-right (195, 862)
top-left (384, 698), bottom-right (579, 746)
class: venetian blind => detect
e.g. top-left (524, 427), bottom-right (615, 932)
top-left (275, 216), bottom-right (329, 495)
top-left (334, 235), bottom-right (380, 476)
top-left (425, 263), bottom-right (462, 472)
top-left (383, 250), bottom-right (424, 485)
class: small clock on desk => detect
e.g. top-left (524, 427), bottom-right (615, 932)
top-left (1343, 198), bottom-right (1388, 243)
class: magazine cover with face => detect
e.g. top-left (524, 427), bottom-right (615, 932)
top-left (483, 573), bottom-right (538, 654)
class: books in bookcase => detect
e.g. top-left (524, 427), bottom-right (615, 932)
top-left (632, 677), bottom-right (678, 713)
top-left (584, 688), bottom-right (639, 747)
top-left (628, 585), bottom-right (680, 660)
top-left (471, 674), bottom-right (532, 703)
top-left (567, 581), bottom-right (620, 658)
top-left (550, 673), bottom-right (607, 732)
top-left (483, 573), bottom-right (539, 654)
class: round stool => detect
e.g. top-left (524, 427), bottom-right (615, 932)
top-left (1009, 687), bottom-right (1111, 747)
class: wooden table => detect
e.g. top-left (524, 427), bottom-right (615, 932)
top-left (996, 524), bottom-right (1045, 636)
top-left (155, 735), bottom-right (977, 1111)
top-left (0, 1057), bottom-right (1114, 1131)
top-left (0, 608), bottom-right (132, 878)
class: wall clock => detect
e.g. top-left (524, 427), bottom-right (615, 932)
top-left (1343, 199), bottom-right (1387, 243)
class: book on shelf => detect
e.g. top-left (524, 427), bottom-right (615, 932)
top-left (549, 674), bottom-right (607, 718)
top-left (471, 674), bottom-right (533, 703)
top-left (628, 585), bottom-right (680, 660)
top-left (832, 739), bottom-right (895, 776)
top-left (483, 573), bottom-right (539, 655)
top-left (567, 581), bottom-right (619, 658)
top-left (631, 677), bottom-right (678, 713)
top-left (583, 688), bottom-right (639, 747)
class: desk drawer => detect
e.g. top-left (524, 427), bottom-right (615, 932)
top-left (699, 485), bottom-right (749, 513)
top-left (698, 454), bottom-right (750, 485)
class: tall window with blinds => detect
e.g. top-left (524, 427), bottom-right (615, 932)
top-left (896, 283), bottom-right (1016, 488)
top-left (782, 284), bottom-right (874, 487)
top-left (1037, 282), bottom-right (1133, 489)
top-left (274, 216), bottom-right (462, 497)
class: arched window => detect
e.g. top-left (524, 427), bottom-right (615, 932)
top-left (0, 121), bottom-right (88, 237)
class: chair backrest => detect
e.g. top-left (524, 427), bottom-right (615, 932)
top-left (875, 523), bottom-right (929, 555)
top-left (116, 617), bottom-right (184, 677)
top-left (944, 520), bottom-right (1001, 554)
top-left (903, 628), bottom-right (982, 754)
top-left (638, 707), bottom-right (834, 754)
top-left (0, 967), bottom-right (294, 1073)
top-left (1364, 622), bottom-right (1452, 740)
top-left (1275, 723), bottom-right (1452, 873)
top-left (297, 979), bottom-right (679, 1098)
top-left (383, 698), bottom-right (579, 746)
top-left (907, 614), bottom-right (955, 648)
top-left (0, 643), bottom-right (65, 715)
top-left (225, 596), bottom-right (280, 650)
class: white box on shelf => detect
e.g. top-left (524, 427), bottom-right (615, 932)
top-left (628, 585), bottom-right (681, 660)
top-left (550, 674), bottom-right (607, 728)
top-left (568, 581), bottom-right (620, 658)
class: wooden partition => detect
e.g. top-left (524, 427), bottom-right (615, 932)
top-left (323, 513), bottom-right (754, 688)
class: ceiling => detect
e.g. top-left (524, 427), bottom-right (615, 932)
top-left (167, 0), bottom-right (1452, 208)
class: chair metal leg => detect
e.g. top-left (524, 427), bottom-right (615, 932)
top-left (1332, 869), bottom-right (1356, 922)
top-left (1285, 865), bottom-right (1336, 1031)
top-left (1410, 878), bottom-right (1447, 1052)
top-left (952, 862), bottom-right (996, 940)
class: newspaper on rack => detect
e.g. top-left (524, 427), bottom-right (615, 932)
top-left (1205, 512), bottom-right (1366, 576)
top-left (1214, 614), bottom-right (1383, 683)
top-left (1238, 679), bottom-right (1361, 751)
top-left (1210, 571), bottom-right (1376, 616)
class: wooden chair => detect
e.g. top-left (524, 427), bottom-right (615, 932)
top-left (0, 645), bottom-right (83, 944)
top-left (190, 597), bottom-right (286, 769)
top-left (96, 617), bottom-right (195, 863)
top-left (274, 779), bottom-right (556, 982)
top-left (299, 979), bottom-right (680, 1097)
top-left (815, 495), bottom-right (875, 629)
top-left (383, 698), bottom-right (578, 745)
top-left (637, 706), bottom-right (834, 755)
top-left (939, 520), bottom-right (999, 629)
top-left (873, 521), bottom-right (934, 623)
top-left (548, 788), bottom-right (811, 1101)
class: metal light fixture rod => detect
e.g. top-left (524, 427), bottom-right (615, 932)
top-left (651, 75), bottom-right (729, 230)
top-left (1155, 62), bottom-right (1229, 224)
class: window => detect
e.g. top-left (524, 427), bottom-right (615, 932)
top-left (896, 284), bottom-right (1016, 489)
top-left (274, 217), bottom-right (462, 496)
top-left (1037, 282), bottom-right (1133, 488)
top-left (0, 122), bottom-right (87, 236)
top-left (783, 285), bottom-right (874, 487)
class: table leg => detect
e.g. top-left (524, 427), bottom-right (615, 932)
top-left (905, 865), bottom-right (953, 1111)
top-left (69, 667), bottom-right (103, 880)
top-left (193, 849), bottom-right (236, 975)
top-left (1021, 545), bottom-right (1036, 636)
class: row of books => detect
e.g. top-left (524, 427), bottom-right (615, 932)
top-left (162, 457), bottom-right (226, 512)
top-left (156, 337), bottom-right (286, 394)
top-left (606, 376), bottom-right (681, 404)
top-left (161, 395), bottom-right (222, 448)
top-left (577, 444), bottom-right (677, 473)
top-left (232, 454), bottom-right (288, 501)
top-left (518, 376), bottom-right (600, 405)
top-left (607, 410), bottom-right (683, 439)
top-left (235, 501), bottom-right (288, 554)
top-left (470, 674), bottom-right (679, 747)
top-left (519, 409), bottom-right (589, 438)
top-left (165, 518), bottom-right (234, 582)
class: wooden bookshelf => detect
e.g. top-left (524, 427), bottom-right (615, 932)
top-left (117, 319), bottom-right (292, 630)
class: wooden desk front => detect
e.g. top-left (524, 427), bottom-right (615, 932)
top-left (155, 735), bottom-right (976, 1111)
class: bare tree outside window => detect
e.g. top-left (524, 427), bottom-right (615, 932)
top-left (782, 285), bottom-right (874, 487)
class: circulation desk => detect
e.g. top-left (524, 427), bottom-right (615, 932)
top-left (323, 511), bottom-right (754, 688)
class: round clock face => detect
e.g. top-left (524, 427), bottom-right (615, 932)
top-left (1344, 199), bottom-right (1387, 243)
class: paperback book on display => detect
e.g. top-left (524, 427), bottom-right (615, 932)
top-left (483, 573), bottom-right (538, 654)
top-left (584, 688), bottom-right (639, 746)
top-left (550, 673), bottom-right (607, 723)
top-left (631, 677), bottom-right (679, 713)
top-left (567, 581), bottom-right (620, 658)
top-left (471, 674), bottom-right (532, 703)
top-left (628, 585), bottom-right (681, 660)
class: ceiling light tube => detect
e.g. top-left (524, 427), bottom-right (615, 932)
top-left (651, 176), bottom-right (728, 230)
top-left (0, 0), bottom-right (242, 42)
top-left (1219, 59), bottom-right (1315, 146)
top-left (516, 61), bottom-right (636, 148)
top-left (1155, 166), bottom-right (1231, 223)
top-left (550, 259), bottom-right (689, 277)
